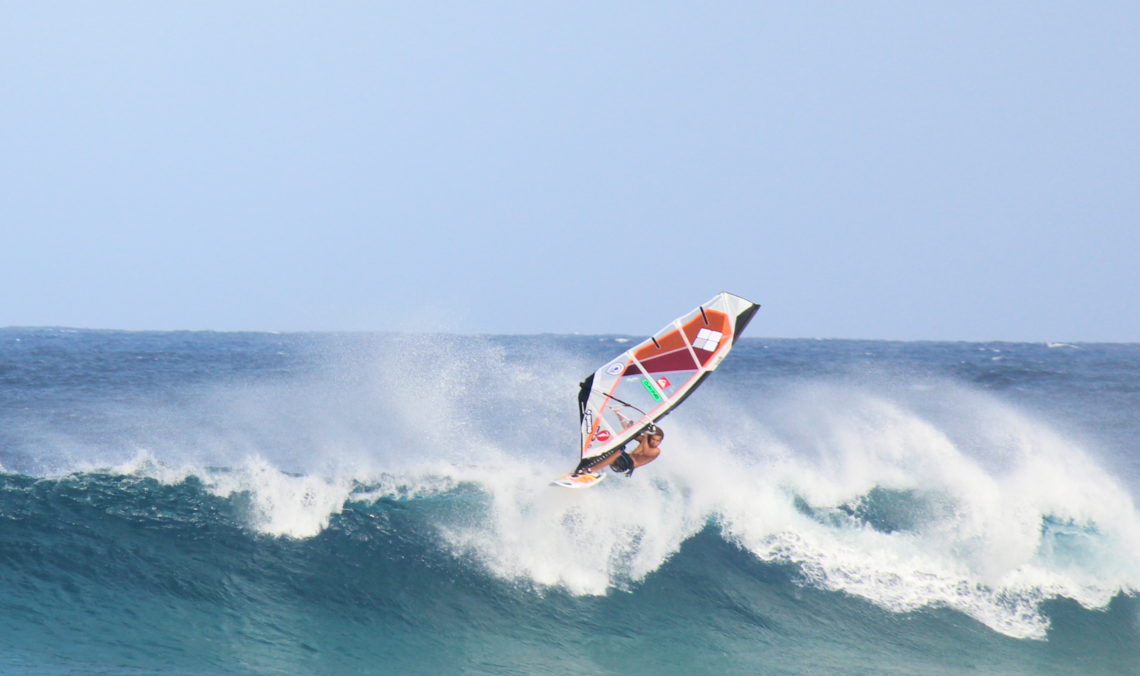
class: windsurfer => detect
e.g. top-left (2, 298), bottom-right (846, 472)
top-left (577, 424), bottom-right (664, 477)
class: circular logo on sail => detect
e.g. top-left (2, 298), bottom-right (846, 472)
top-left (606, 362), bottom-right (625, 376)
top-left (596, 430), bottom-right (612, 442)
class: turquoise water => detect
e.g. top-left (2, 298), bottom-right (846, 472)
top-left (1, 330), bottom-right (1137, 674)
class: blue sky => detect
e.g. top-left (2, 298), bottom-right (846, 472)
top-left (2, 2), bottom-right (1137, 341)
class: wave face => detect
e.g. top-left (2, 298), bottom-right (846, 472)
top-left (1, 329), bottom-right (1138, 674)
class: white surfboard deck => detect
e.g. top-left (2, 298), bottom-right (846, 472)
top-left (551, 471), bottom-right (606, 489)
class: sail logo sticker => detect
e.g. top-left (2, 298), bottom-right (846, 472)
top-left (694, 328), bottom-right (723, 351)
top-left (606, 362), bottom-right (625, 376)
top-left (596, 429), bottom-right (612, 442)
top-left (657, 376), bottom-right (671, 389)
top-left (641, 378), bottom-right (664, 402)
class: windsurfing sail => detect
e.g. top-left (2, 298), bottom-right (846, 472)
top-left (575, 292), bottom-right (759, 470)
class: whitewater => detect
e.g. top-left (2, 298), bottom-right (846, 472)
top-left (1, 328), bottom-right (1137, 674)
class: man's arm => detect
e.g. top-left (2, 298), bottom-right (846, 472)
top-left (612, 407), bottom-right (635, 430)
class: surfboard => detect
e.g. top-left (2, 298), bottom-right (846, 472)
top-left (553, 291), bottom-right (759, 487)
top-left (551, 471), bottom-right (606, 488)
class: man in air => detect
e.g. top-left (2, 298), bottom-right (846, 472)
top-left (609, 424), bottom-right (664, 476)
top-left (574, 423), bottom-right (664, 477)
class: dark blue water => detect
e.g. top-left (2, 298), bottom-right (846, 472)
top-left (1, 329), bottom-right (1137, 674)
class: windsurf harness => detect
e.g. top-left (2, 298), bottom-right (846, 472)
top-left (577, 292), bottom-right (759, 465)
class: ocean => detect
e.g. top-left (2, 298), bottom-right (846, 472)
top-left (0, 328), bottom-right (1137, 675)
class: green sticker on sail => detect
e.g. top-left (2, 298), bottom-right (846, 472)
top-left (640, 378), bottom-right (664, 402)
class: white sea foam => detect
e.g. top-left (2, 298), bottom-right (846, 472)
top-left (74, 448), bottom-right (352, 538)
top-left (207, 456), bottom-right (355, 538)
